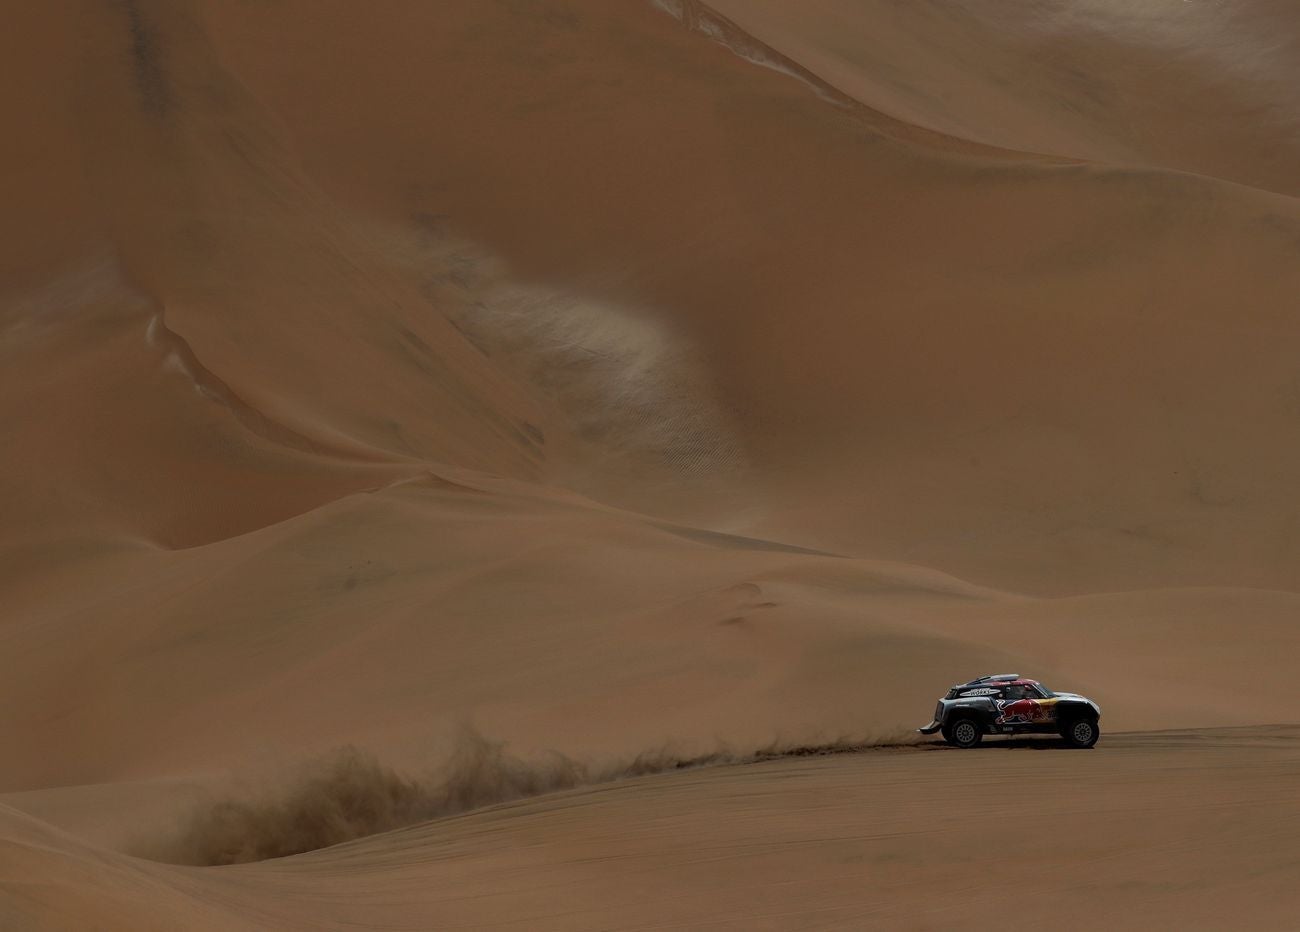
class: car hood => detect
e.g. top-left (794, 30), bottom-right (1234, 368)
top-left (1053, 692), bottom-right (1101, 714)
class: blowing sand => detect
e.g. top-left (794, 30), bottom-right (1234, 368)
top-left (2, 0), bottom-right (1298, 928)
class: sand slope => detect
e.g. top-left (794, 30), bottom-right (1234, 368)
top-left (200, 0), bottom-right (1300, 593)
top-left (5, 468), bottom-right (1298, 794)
top-left (2, 0), bottom-right (1300, 928)
top-left (708, 0), bottom-right (1300, 195)
top-left (6, 728), bottom-right (1300, 930)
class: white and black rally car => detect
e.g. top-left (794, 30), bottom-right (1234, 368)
top-left (919, 674), bottom-right (1102, 748)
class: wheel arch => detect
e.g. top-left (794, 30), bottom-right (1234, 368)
top-left (943, 702), bottom-right (995, 731)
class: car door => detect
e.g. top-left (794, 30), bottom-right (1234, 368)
top-left (1024, 683), bottom-right (1059, 723)
top-left (996, 684), bottom-right (1045, 724)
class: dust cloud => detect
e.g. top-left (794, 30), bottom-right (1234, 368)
top-left (160, 728), bottom-right (915, 865)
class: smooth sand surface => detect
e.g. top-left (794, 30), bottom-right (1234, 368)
top-left (707, 0), bottom-right (1300, 195)
top-left (2, 0), bottom-right (1299, 928)
top-left (5, 728), bottom-right (1300, 930)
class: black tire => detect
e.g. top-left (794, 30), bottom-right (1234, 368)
top-left (943, 717), bottom-right (983, 749)
top-left (1060, 718), bottom-right (1100, 749)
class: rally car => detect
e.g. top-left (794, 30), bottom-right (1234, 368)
top-left (918, 674), bottom-right (1101, 748)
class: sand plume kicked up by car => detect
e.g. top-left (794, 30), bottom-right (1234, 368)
top-left (152, 727), bottom-right (919, 866)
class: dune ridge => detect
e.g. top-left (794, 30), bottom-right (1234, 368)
top-left (652, 0), bottom-right (1085, 165)
top-left (706, 0), bottom-right (1300, 196)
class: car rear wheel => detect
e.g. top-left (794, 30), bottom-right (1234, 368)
top-left (1061, 718), bottom-right (1100, 749)
top-left (943, 718), bottom-right (983, 749)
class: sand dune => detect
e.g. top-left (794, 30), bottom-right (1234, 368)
top-left (4, 469), bottom-right (1295, 794)
top-left (197, 0), bottom-right (1300, 592)
top-left (707, 0), bottom-right (1300, 194)
top-left (6, 728), bottom-right (1300, 930)
top-left (2, 0), bottom-right (1299, 928)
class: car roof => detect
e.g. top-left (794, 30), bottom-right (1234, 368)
top-left (958, 674), bottom-right (1040, 688)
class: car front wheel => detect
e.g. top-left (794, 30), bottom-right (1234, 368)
top-left (943, 717), bottom-right (983, 749)
top-left (1061, 718), bottom-right (1100, 749)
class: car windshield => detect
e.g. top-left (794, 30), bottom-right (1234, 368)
top-left (1034, 683), bottom-right (1056, 698)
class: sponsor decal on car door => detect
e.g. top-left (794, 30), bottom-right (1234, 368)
top-left (995, 697), bottom-right (1059, 725)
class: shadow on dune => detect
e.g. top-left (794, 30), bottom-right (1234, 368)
top-left (152, 727), bottom-right (918, 866)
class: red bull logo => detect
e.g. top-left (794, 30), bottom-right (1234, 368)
top-left (996, 698), bottom-right (1058, 724)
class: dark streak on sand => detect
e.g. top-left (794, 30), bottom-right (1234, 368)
top-left (123, 1), bottom-right (171, 116)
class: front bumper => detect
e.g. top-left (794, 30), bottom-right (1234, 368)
top-left (917, 720), bottom-right (942, 735)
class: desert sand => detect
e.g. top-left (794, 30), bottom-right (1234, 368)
top-left (2, 0), bottom-right (1299, 928)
